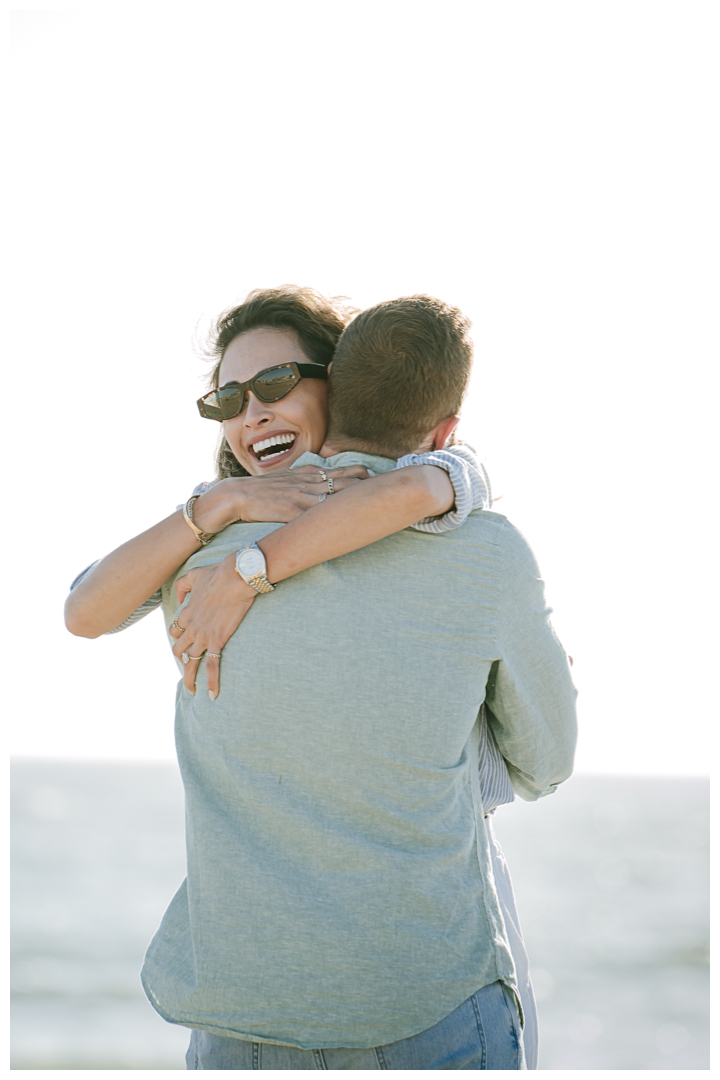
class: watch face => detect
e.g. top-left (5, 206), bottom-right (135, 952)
top-left (238, 548), bottom-right (264, 577)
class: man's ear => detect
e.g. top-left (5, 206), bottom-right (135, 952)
top-left (431, 415), bottom-right (461, 451)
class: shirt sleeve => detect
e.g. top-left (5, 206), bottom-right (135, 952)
top-left (477, 703), bottom-right (515, 814)
top-left (395, 442), bottom-right (493, 533)
top-left (69, 561), bottom-right (163, 633)
top-left (68, 480), bottom-right (217, 635)
top-left (484, 520), bottom-right (578, 801)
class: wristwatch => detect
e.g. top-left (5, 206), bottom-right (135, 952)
top-left (235, 543), bottom-right (275, 594)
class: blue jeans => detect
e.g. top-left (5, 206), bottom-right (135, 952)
top-left (185, 980), bottom-right (526, 1069)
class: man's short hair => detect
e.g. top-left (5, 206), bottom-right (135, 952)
top-left (326, 295), bottom-right (474, 458)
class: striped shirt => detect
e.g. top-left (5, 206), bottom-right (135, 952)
top-left (70, 444), bottom-right (513, 813)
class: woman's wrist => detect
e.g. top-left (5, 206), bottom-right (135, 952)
top-left (224, 552), bottom-right (259, 600)
top-left (192, 479), bottom-right (247, 534)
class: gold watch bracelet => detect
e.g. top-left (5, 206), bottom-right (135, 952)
top-left (182, 494), bottom-right (217, 546)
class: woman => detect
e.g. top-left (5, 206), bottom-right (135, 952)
top-left (65, 285), bottom-right (539, 1067)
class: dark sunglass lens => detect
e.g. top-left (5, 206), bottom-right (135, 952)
top-left (203, 386), bottom-right (245, 419)
top-left (253, 367), bottom-right (297, 402)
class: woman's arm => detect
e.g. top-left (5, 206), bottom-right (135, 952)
top-left (64, 467), bottom-right (368, 638)
top-left (65, 507), bottom-right (217, 638)
top-left (170, 465), bottom-right (456, 696)
top-left (256, 441), bottom-right (495, 579)
top-left (260, 464), bottom-right (455, 580)
top-left (397, 444), bottom-right (492, 531)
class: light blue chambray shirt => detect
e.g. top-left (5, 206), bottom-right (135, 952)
top-left (140, 449), bottom-right (577, 1049)
top-left (70, 444), bottom-right (513, 814)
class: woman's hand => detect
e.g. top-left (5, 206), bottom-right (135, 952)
top-left (168, 556), bottom-right (258, 700)
top-left (193, 465), bottom-right (370, 531)
top-left (168, 467), bottom-right (370, 697)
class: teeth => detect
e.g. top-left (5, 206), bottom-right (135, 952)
top-left (253, 433), bottom-right (295, 455)
top-left (261, 448), bottom-right (291, 461)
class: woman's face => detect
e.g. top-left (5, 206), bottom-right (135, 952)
top-left (218, 328), bottom-right (329, 476)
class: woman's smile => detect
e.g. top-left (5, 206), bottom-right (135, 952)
top-left (248, 430), bottom-right (297, 466)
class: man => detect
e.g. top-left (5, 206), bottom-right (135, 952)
top-left (141, 296), bottom-right (578, 1069)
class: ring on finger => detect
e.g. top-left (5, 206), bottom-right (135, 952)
top-left (172, 618), bottom-right (186, 632)
top-left (327, 477), bottom-right (335, 495)
top-left (318, 493), bottom-right (327, 502)
top-left (207, 652), bottom-right (222, 659)
top-left (318, 469), bottom-right (328, 481)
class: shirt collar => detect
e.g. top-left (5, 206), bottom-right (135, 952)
top-left (293, 450), bottom-right (398, 475)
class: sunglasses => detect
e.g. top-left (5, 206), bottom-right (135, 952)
top-left (197, 362), bottom-right (328, 421)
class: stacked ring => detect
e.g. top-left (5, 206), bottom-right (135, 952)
top-left (172, 617), bottom-right (186, 632)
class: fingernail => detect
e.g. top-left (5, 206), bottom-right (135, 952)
top-left (209, 691), bottom-right (216, 701)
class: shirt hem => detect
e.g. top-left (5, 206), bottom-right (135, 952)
top-left (142, 972), bottom-right (519, 1050)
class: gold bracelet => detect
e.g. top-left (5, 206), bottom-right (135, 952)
top-left (183, 494), bottom-right (216, 546)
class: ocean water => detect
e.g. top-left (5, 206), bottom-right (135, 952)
top-left (10, 761), bottom-right (709, 1070)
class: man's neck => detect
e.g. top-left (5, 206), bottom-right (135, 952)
top-left (320, 434), bottom-right (434, 458)
top-left (319, 439), bottom-right (393, 459)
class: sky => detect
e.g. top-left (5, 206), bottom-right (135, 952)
top-left (4, 2), bottom-right (716, 774)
